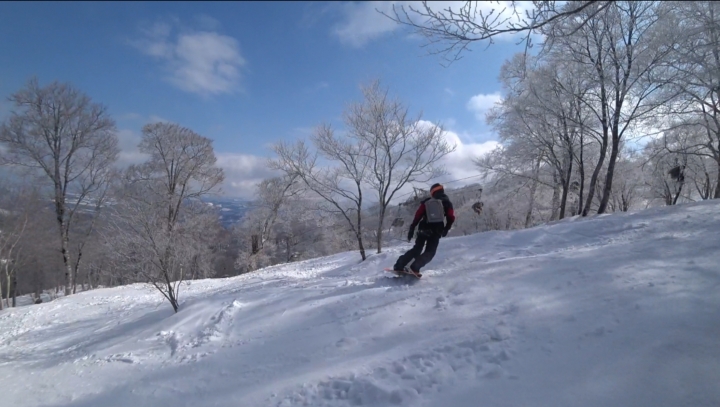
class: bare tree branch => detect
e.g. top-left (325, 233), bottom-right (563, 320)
top-left (382, 1), bottom-right (613, 64)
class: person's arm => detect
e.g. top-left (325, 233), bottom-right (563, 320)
top-left (444, 201), bottom-right (455, 234)
top-left (411, 203), bottom-right (425, 228)
top-left (408, 203), bottom-right (425, 241)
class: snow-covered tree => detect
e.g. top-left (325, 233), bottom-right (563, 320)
top-left (272, 81), bottom-right (453, 259)
top-left (659, 2), bottom-right (720, 197)
top-left (0, 79), bottom-right (119, 295)
top-left (543, 1), bottom-right (676, 215)
top-left (107, 122), bottom-right (224, 313)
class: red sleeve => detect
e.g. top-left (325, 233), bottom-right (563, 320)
top-left (411, 203), bottom-right (425, 227)
top-left (444, 201), bottom-right (455, 229)
top-left (446, 207), bottom-right (455, 223)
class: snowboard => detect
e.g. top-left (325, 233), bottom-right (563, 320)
top-left (384, 267), bottom-right (422, 279)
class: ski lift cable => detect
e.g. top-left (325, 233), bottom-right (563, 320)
top-left (389, 173), bottom-right (486, 206)
top-left (230, 173), bottom-right (486, 211)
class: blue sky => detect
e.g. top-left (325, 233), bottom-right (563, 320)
top-left (0, 1), bottom-right (528, 199)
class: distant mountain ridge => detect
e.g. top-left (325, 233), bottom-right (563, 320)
top-left (203, 197), bottom-right (253, 228)
top-left (0, 192), bottom-right (253, 230)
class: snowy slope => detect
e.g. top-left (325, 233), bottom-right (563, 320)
top-left (1, 201), bottom-right (719, 407)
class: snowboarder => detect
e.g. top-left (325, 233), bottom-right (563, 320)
top-left (392, 183), bottom-right (455, 277)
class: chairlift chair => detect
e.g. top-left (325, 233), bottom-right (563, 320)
top-left (391, 203), bottom-right (405, 227)
top-left (472, 201), bottom-right (484, 215)
top-left (471, 187), bottom-right (484, 215)
top-left (668, 165), bottom-right (685, 183)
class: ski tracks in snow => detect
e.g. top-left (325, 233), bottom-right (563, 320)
top-left (153, 299), bottom-right (245, 364)
top-left (265, 257), bottom-right (522, 407)
top-left (271, 328), bottom-right (515, 407)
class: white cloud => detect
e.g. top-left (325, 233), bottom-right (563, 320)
top-left (333, 1), bottom-right (537, 47)
top-left (118, 112), bottom-right (143, 122)
top-left (215, 153), bottom-right (279, 199)
top-left (115, 129), bottom-right (150, 167)
top-left (194, 14), bottom-right (222, 31)
top-left (112, 129), bottom-right (273, 199)
top-left (114, 114), bottom-right (179, 167)
top-left (439, 127), bottom-right (498, 181)
top-left (443, 117), bottom-right (457, 128)
top-left (467, 92), bottom-right (502, 121)
top-left (302, 81), bottom-right (330, 94)
top-left (313, 81), bottom-right (329, 91)
top-left (381, 120), bottom-right (497, 203)
top-left (333, 1), bottom-right (406, 47)
top-left (383, 122), bottom-right (498, 205)
top-left (132, 19), bottom-right (246, 96)
top-left (292, 127), bottom-right (316, 137)
top-left (148, 115), bottom-right (171, 124)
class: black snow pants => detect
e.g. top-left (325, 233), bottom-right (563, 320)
top-left (393, 231), bottom-right (441, 272)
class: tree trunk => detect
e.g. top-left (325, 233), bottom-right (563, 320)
top-left (72, 250), bottom-right (83, 294)
top-left (612, 192), bottom-right (619, 212)
top-left (714, 159), bottom-right (720, 199)
top-left (61, 228), bottom-right (74, 296)
top-left (673, 181), bottom-right (684, 205)
top-left (582, 139), bottom-right (607, 216)
top-left (663, 181), bottom-right (673, 205)
top-left (584, 56), bottom-right (610, 216)
top-left (251, 235), bottom-right (260, 254)
top-left (550, 186), bottom-right (560, 221)
top-left (11, 272), bottom-right (16, 307)
top-left (525, 159), bottom-right (541, 228)
top-left (166, 278), bottom-right (179, 313)
top-left (622, 192), bottom-right (630, 212)
top-left (550, 172), bottom-right (560, 222)
top-left (376, 206), bottom-right (386, 254)
top-left (355, 231), bottom-right (367, 261)
top-left (5, 268), bottom-right (11, 308)
top-left (559, 156), bottom-right (573, 220)
top-left (597, 133), bottom-right (621, 214)
top-left (702, 171), bottom-right (711, 199)
top-left (286, 238), bottom-right (291, 262)
top-left (53, 181), bottom-right (75, 297)
top-left (708, 171), bottom-right (714, 199)
top-left (160, 236), bottom-right (181, 313)
top-left (356, 205), bottom-right (367, 261)
top-left (577, 132), bottom-right (586, 215)
top-left (524, 191), bottom-right (536, 228)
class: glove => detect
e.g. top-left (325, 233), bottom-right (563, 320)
top-left (407, 227), bottom-right (415, 242)
top-left (441, 228), bottom-right (449, 237)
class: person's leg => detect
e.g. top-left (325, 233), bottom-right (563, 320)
top-left (410, 234), bottom-right (440, 272)
top-left (393, 235), bottom-right (427, 270)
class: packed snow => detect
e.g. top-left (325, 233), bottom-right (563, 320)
top-left (1, 201), bottom-right (719, 407)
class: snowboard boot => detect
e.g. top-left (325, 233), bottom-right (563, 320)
top-left (405, 266), bottom-right (422, 278)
